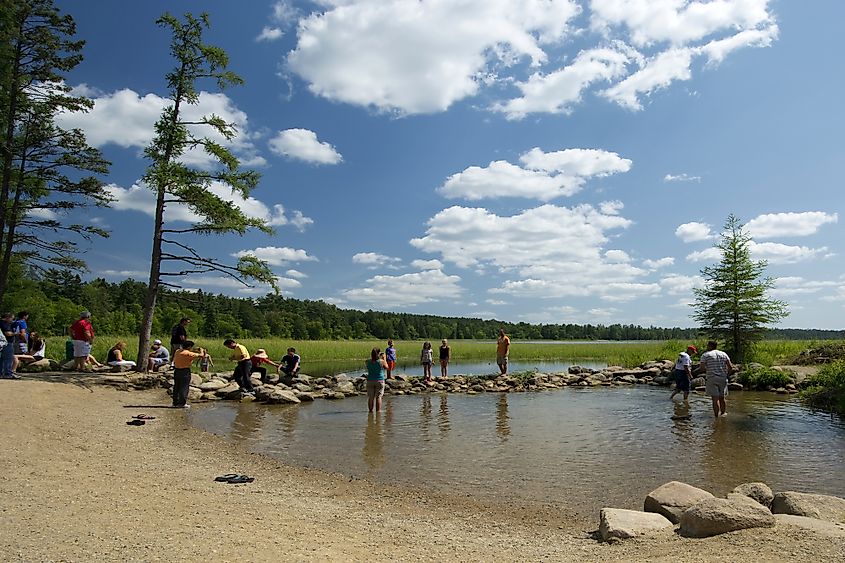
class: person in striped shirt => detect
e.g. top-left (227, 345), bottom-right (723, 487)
top-left (700, 340), bottom-right (736, 418)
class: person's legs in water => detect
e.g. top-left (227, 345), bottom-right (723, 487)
top-left (711, 396), bottom-right (720, 417)
top-left (718, 396), bottom-right (727, 416)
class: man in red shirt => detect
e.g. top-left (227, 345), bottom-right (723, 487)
top-left (70, 311), bottom-right (94, 371)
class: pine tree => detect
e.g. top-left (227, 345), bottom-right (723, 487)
top-left (692, 214), bottom-right (788, 362)
top-left (136, 12), bottom-right (275, 369)
top-left (0, 0), bottom-right (111, 301)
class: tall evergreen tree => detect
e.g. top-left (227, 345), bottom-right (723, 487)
top-left (136, 12), bottom-right (274, 369)
top-left (0, 0), bottom-right (110, 301)
top-left (692, 214), bottom-right (788, 362)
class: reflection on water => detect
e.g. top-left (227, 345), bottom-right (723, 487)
top-left (190, 387), bottom-right (845, 521)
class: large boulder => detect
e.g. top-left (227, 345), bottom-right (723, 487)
top-left (679, 494), bottom-right (775, 538)
top-left (267, 389), bottom-right (301, 404)
top-left (644, 481), bottom-right (714, 524)
top-left (215, 382), bottom-right (242, 399)
top-left (599, 508), bottom-right (673, 541)
top-left (190, 372), bottom-right (203, 387)
top-left (732, 482), bottom-right (774, 509)
top-left (771, 492), bottom-right (845, 523)
top-left (199, 378), bottom-right (228, 391)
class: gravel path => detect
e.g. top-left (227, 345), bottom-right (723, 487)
top-left (1, 379), bottom-right (842, 562)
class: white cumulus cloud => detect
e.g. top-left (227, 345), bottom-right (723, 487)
top-left (233, 246), bottom-right (317, 266)
top-left (268, 128), bottom-right (343, 165)
top-left (676, 221), bottom-right (713, 242)
top-left (287, 0), bottom-right (581, 115)
top-left (341, 269), bottom-right (463, 307)
top-left (438, 147), bottom-right (631, 201)
top-left (747, 211), bottom-right (838, 239)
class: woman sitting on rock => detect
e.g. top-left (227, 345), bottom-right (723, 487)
top-left (106, 341), bottom-right (136, 369)
top-left (14, 331), bottom-right (46, 368)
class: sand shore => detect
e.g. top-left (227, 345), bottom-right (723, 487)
top-left (1, 378), bottom-right (842, 562)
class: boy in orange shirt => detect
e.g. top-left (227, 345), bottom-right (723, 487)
top-left (172, 341), bottom-right (206, 408)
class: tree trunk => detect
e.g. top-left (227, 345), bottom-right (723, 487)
top-left (136, 83), bottom-right (184, 370)
top-left (136, 184), bottom-right (166, 371)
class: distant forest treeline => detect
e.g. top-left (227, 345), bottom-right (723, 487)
top-left (3, 270), bottom-right (843, 341)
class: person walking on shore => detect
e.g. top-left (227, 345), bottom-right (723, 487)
top-left (670, 345), bottom-right (696, 401)
top-left (385, 339), bottom-right (397, 379)
top-left (224, 338), bottom-right (254, 395)
top-left (496, 328), bottom-right (510, 376)
top-left (366, 347), bottom-right (388, 413)
top-left (700, 340), bottom-right (735, 417)
top-left (172, 341), bottom-right (205, 408)
top-left (439, 339), bottom-right (450, 377)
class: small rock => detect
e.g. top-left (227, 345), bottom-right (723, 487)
top-left (599, 508), bottom-right (673, 541)
top-left (732, 482), bottom-right (774, 508)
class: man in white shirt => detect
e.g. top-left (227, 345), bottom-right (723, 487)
top-left (700, 340), bottom-right (735, 417)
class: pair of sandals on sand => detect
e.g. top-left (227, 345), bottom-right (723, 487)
top-left (126, 414), bottom-right (156, 426)
top-left (215, 474), bottom-right (254, 484)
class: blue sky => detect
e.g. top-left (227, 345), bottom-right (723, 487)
top-left (51, 0), bottom-right (843, 329)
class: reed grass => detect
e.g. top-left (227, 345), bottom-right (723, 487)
top-left (42, 337), bottom-right (835, 371)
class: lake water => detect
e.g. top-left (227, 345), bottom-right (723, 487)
top-left (189, 386), bottom-right (845, 522)
top-left (301, 358), bottom-right (607, 378)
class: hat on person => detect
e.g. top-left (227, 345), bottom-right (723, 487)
top-left (254, 349), bottom-right (268, 359)
top-left (153, 339), bottom-right (162, 345)
top-left (80, 311), bottom-right (91, 318)
top-left (687, 345), bottom-right (697, 354)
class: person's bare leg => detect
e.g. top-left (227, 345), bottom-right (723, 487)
top-left (711, 397), bottom-right (720, 417)
top-left (375, 394), bottom-right (382, 412)
top-left (368, 395), bottom-right (375, 413)
top-left (718, 396), bottom-right (727, 416)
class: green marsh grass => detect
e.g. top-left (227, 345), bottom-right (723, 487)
top-left (43, 337), bottom-right (838, 372)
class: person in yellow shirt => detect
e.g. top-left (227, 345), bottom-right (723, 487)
top-left (172, 341), bottom-right (206, 408)
top-left (224, 338), bottom-right (254, 395)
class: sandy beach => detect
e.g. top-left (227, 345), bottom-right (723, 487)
top-left (1, 378), bottom-right (842, 562)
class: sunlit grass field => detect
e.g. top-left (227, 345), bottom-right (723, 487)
top-left (43, 336), bottom-right (826, 370)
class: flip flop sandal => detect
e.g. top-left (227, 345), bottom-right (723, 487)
top-left (133, 414), bottom-right (156, 420)
top-left (227, 475), bottom-right (254, 484)
top-left (214, 474), bottom-right (241, 482)
top-left (126, 419), bottom-right (145, 426)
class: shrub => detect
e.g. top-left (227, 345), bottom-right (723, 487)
top-left (800, 360), bottom-right (845, 415)
top-left (737, 366), bottom-right (794, 390)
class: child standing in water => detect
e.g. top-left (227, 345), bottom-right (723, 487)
top-left (385, 339), bottom-right (397, 379)
top-left (420, 341), bottom-right (433, 383)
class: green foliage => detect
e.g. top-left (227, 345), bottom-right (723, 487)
top-left (692, 215), bottom-right (788, 362)
top-left (800, 360), bottom-right (845, 415)
top-left (737, 366), bottom-right (794, 390)
top-left (0, 0), bottom-right (111, 300)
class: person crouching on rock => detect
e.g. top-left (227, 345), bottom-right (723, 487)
top-left (224, 338), bottom-right (254, 396)
top-left (250, 348), bottom-right (279, 383)
top-left (172, 341), bottom-right (205, 408)
top-left (279, 347), bottom-right (300, 377)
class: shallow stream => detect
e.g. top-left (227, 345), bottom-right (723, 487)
top-left (188, 382), bottom-right (845, 521)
